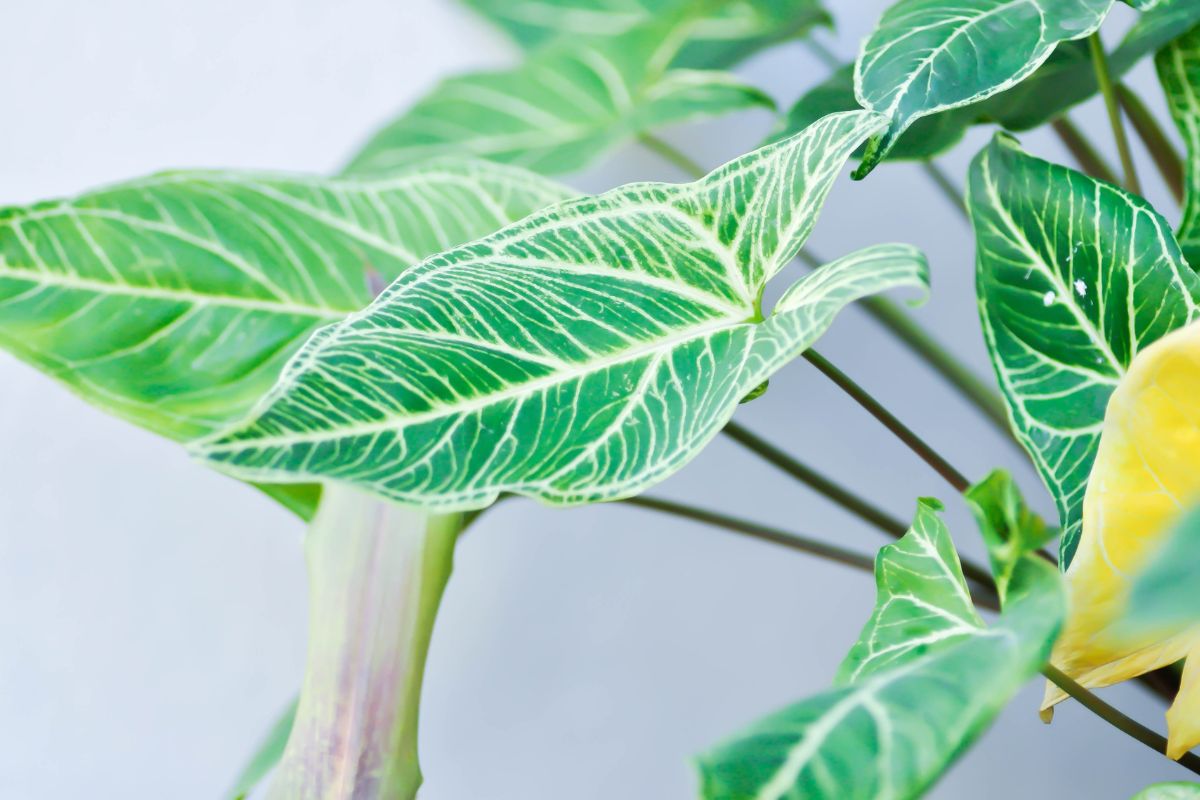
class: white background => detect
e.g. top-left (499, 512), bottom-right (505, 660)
top-left (0, 1), bottom-right (1191, 797)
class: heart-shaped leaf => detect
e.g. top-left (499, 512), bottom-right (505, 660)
top-left (969, 133), bottom-right (1200, 566)
top-left (460, 0), bottom-right (832, 69)
top-left (0, 160), bottom-right (569, 516)
top-left (342, 16), bottom-right (773, 177)
top-left (195, 112), bottom-right (928, 510)
top-left (697, 499), bottom-right (1064, 800)
top-left (853, 0), bottom-right (1114, 177)
top-left (1159, 25), bottom-right (1200, 266)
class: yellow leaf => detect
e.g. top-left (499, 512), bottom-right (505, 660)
top-left (1044, 320), bottom-right (1200, 760)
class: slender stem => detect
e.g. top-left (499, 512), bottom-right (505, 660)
top-left (920, 161), bottom-right (969, 220)
top-left (1043, 665), bottom-right (1200, 775)
top-left (623, 495), bottom-right (876, 573)
top-left (1089, 33), bottom-right (1142, 195)
top-left (721, 420), bottom-right (999, 595)
top-left (722, 421), bottom-right (907, 537)
top-left (638, 134), bottom-right (707, 179)
top-left (803, 349), bottom-right (971, 493)
top-left (1051, 117), bottom-right (1121, 185)
top-left (798, 249), bottom-right (1015, 443)
top-left (802, 36), bottom-right (842, 71)
top-left (1117, 83), bottom-right (1185, 203)
top-left (621, 494), bottom-right (1001, 611)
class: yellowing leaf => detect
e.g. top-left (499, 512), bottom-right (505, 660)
top-left (1044, 319), bottom-right (1200, 759)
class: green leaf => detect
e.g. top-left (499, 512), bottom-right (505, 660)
top-left (1133, 784), bottom-right (1200, 800)
top-left (229, 697), bottom-right (297, 800)
top-left (969, 134), bottom-right (1200, 567)
top-left (1159, 25), bottom-right (1200, 267)
top-left (768, 63), bottom-right (974, 161)
top-left (853, 0), bottom-right (1113, 177)
top-left (1125, 506), bottom-right (1200, 636)
top-left (195, 112), bottom-right (928, 510)
top-left (965, 470), bottom-right (1055, 598)
top-left (697, 501), bottom-right (1065, 800)
top-left (341, 18), bottom-right (774, 177)
top-left (836, 499), bottom-right (983, 685)
top-left (0, 161), bottom-right (569, 518)
top-left (459, 0), bottom-right (831, 69)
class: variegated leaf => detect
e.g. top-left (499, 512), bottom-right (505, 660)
top-left (697, 500), bottom-right (1065, 800)
top-left (460, 0), bottom-right (831, 69)
top-left (969, 134), bottom-right (1200, 567)
top-left (342, 18), bottom-right (773, 177)
top-left (853, 0), bottom-right (1114, 177)
top-left (195, 112), bottom-right (927, 510)
top-left (1158, 24), bottom-right (1200, 266)
top-left (836, 499), bottom-right (983, 685)
top-left (0, 160), bottom-right (569, 517)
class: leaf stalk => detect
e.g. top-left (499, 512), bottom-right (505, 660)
top-left (1089, 33), bottom-right (1142, 194)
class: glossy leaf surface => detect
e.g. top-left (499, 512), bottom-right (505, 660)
top-left (853, 0), bottom-right (1113, 176)
top-left (197, 113), bottom-right (928, 510)
top-left (969, 134), bottom-right (1200, 566)
top-left (698, 500), bottom-right (1064, 800)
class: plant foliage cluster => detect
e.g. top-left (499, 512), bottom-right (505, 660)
top-left (11, 0), bottom-right (1200, 798)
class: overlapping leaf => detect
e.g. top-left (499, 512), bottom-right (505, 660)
top-left (777, 2), bottom-right (1200, 167)
top-left (853, 0), bottom-right (1113, 177)
top-left (697, 500), bottom-right (1064, 800)
top-left (195, 112), bottom-right (927, 510)
top-left (1127, 506), bottom-right (1200, 635)
top-left (342, 16), bottom-right (772, 177)
top-left (0, 161), bottom-right (569, 516)
top-left (1159, 25), bottom-right (1200, 266)
top-left (460, 0), bottom-right (831, 69)
top-left (969, 134), bottom-right (1200, 566)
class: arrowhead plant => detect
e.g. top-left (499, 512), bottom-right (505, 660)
top-left (14, 0), bottom-right (1200, 798)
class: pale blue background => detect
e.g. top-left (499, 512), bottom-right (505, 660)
top-left (0, 1), bottom-right (1189, 797)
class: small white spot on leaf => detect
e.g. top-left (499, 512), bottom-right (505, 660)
top-left (1043, 291), bottom-right (1056, 307)
top-left (1074, 280), bottom-right (1087, 297)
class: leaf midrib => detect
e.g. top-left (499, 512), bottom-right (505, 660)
top-left (200, 311), bottom-right (754, 453)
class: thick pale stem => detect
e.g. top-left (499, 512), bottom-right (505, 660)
top-left (268, 486), bottom-right (462, 800)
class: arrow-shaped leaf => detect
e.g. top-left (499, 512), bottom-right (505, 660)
top-left (342, 17), bottom-right (773, 177)
top-left (697, 499), bottom-right (1064, 800)
top-left (459, 0), bottom-right (831, 69)
top-left (969, 133), bottom-right (1200, 567)
top-left (0, 160), bottom-right (570, 517)
top-left (195, 111), bottom-right (927, 510)
top-left (853, 0), bottom-right (1114, 177)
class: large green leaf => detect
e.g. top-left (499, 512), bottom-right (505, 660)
top-left (1159, 25), bottom-right (1200, 266)
top-left (342, 17), bottom-right (773, 177)
top-left (195, 112), bottom-right (928, 509)
top-left (853, 0), bottom-right (1113, 177)
top-left (697, 500), bottom-right (1065, 800)
top-left (777, 2), bottom-right (1200, 167)
top-left (0, 161), bottom-right (569, 516)
top-left (460, 0), bottom-right (831, 69)
top-left (969, 134), bottom-right (1200, 567)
